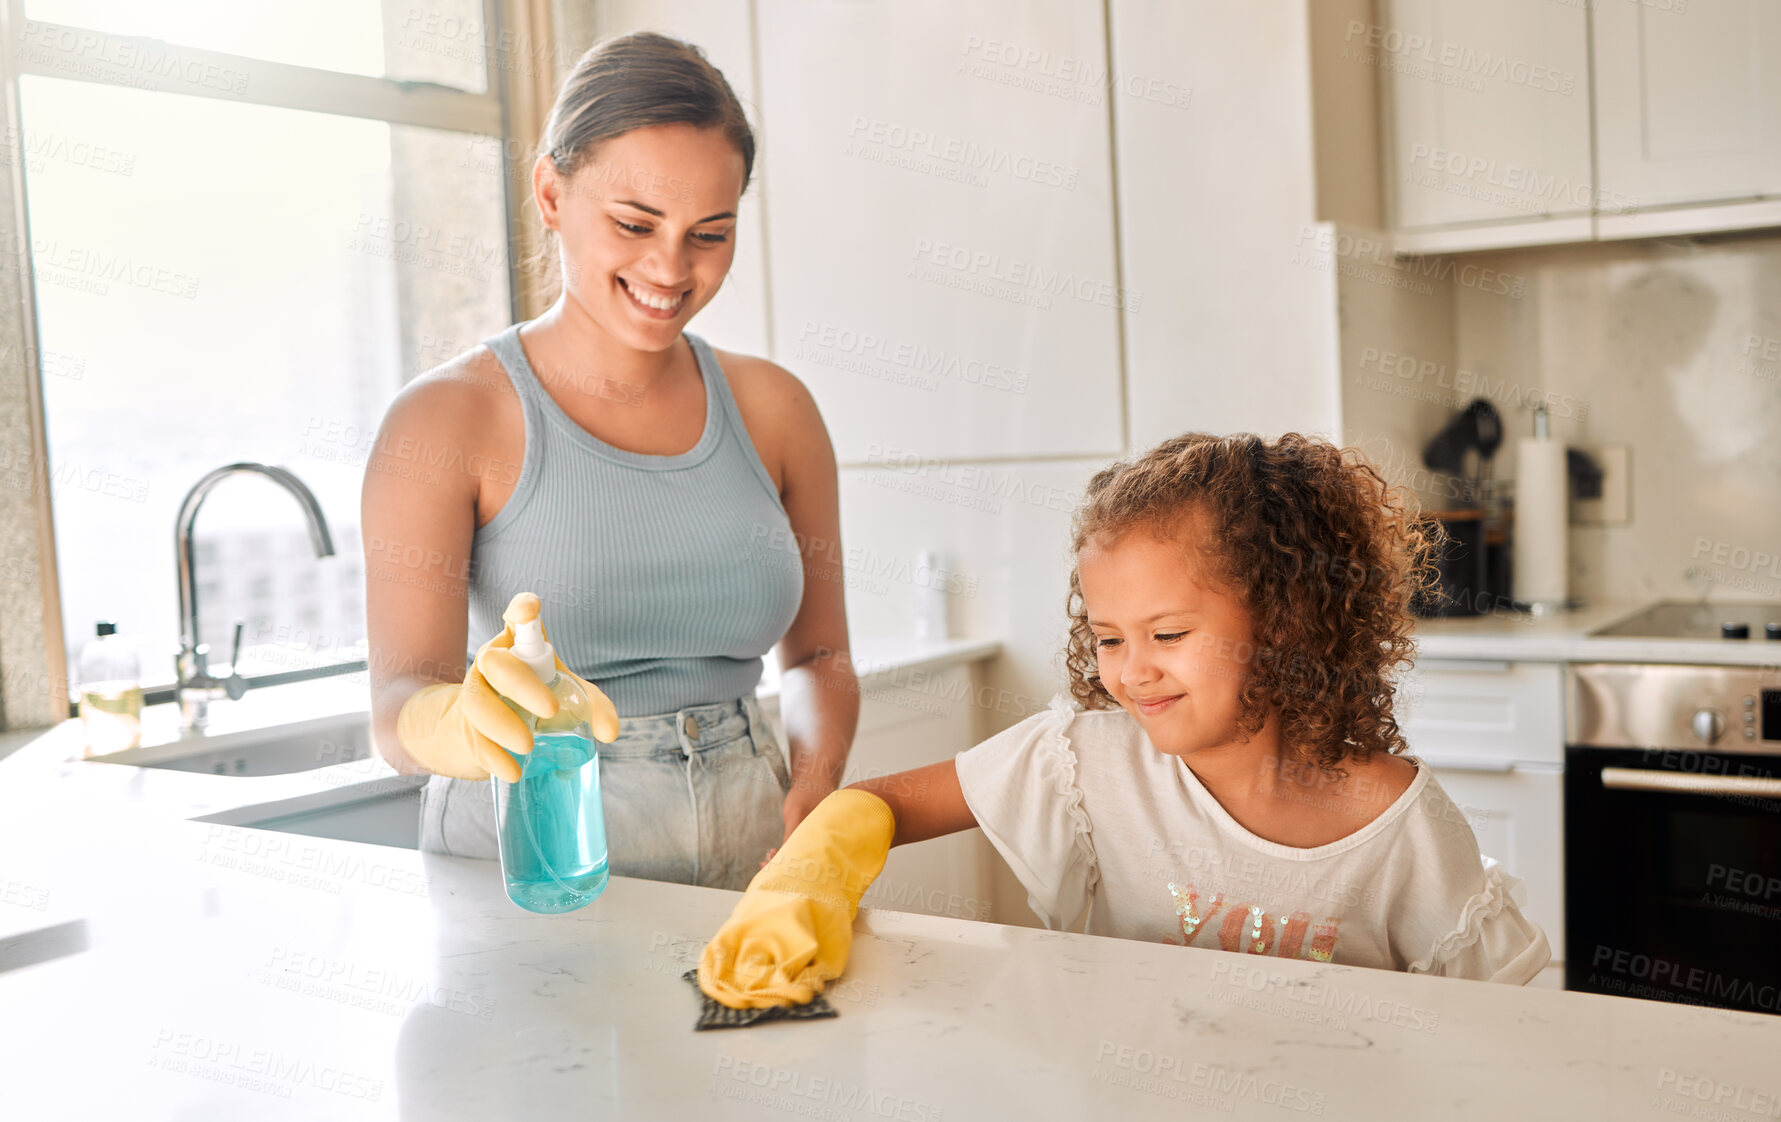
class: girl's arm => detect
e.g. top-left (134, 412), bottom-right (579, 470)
top-left (848, 759), bottom-right (978, 847)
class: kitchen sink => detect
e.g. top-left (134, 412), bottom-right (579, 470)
top-left (78, 696), bottom-right (425, 850)
top-left (208, 780), bottom-right (425, 850)
top-left (85, 710), bottom-right (373, 777)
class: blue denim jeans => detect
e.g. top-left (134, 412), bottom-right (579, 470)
top-left (418, 694), bottom-right (791, 891)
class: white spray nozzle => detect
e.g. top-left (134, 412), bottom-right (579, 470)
top-left (512, 618), bottom-right (545, 657)
top-left (508, 617), bottom-right (556, 680)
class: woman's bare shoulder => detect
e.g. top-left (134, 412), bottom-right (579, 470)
top-left (711, 347), bottom-right (817, 415)
top-left (401, 344), bottom-right (512, 410)
top-left (381, 343), bottom-right (516, 435)
top-left (709, 346), bottom-right (829, 490)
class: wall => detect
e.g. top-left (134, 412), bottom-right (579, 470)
top-left (1332, 233), bottom-right (1463, 511)
top-left (1334, 230), bottom-right (1781, 606)
top-left (1453, 235), bottom-right (1781, 603)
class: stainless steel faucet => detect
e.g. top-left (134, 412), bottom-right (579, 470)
top-left (175, 463), bottom-right (335, 728)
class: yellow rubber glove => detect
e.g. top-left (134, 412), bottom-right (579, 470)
top-left (395, 592), bottom-right (620, 784)
top-left (697, 789), bottom-right (896, 1009)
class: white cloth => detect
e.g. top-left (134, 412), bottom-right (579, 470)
top-left (954, 695), bottom-right (1551, 984)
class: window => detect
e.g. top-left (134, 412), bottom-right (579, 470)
top-left (24, 0), bottom-right (495, 91)
top-left (17, 1), bottom-right (518, 689)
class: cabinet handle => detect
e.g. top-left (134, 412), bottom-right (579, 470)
top-left (1600, 767), bottom-right (1781, 799)
top-left (1414, 659), bottom-right (1513, 673)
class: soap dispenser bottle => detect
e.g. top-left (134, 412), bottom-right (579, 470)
top-left (490, 615), bottom-right (609, 913)
top-left (77, 620), bottom-right (143, 756)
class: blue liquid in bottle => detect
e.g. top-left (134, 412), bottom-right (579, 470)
top-left (494, 732), bottom-right (609, 913)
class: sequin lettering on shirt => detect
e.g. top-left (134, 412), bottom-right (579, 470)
top-left (1220, 904), bottom-right (1277, 955)
top-left (1167, 882), bottom-right (1225, 944)
top-left (1309, 916), bottom-right (1340, 962)
top-left (1278, 911), bottom-right (1310, 959)
top-left (1169, 882), bottom-right (1341, 961)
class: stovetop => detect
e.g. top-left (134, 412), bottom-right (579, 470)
top-left (1590, 600), bottom-right (1781, 642)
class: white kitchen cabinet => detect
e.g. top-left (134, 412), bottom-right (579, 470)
top-left (1380, 0), bottom-right (1593, 247)
top-left (1592, 0), bottom-right (1781, 238)
top-left (1108, 0), bottom-right (1342, 443)
top-left (753, 0), bottom-right (1124, 463)
top-left (1395, 658), bottom-right (1563, 767)
top-left (1396, 659), bottom-right (1565, 963)
top-left (760, 662), bottom-right (995, 923)
top-left (1377, 0), bottom-right (1781, 250)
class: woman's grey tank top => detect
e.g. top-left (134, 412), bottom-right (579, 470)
top-left (465, 325), bottom-right (805, 717)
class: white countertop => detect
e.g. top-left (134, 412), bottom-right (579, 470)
top-left (3, 631), bottom-right (1780, 1118)
top-left (757, 634), bottom-right (1002, 696)
top-left (1414, 598), bottom-right (1781, 666)
top-left (4, 804), bottom-right (1779, 1120)
top-left (0, 636), bottom-right (1006, 829)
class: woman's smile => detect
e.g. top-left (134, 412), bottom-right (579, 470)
top-left (617, 276), bottom-right (688, 319)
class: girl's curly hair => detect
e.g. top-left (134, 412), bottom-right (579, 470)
top-left (1063, 432), bottom-right (1442, 775)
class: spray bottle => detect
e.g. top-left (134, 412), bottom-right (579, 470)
top-left (491, 613), bottom-right (610, 913)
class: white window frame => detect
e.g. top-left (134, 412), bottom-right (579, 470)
top-left (7, 0), bottom-right (521, 305)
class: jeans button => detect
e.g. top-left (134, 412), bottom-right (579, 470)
top-left (683, 714), bottom-right (699, 740)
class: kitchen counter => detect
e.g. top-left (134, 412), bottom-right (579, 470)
top-left (4, 793), bottom-right (1780, 1120)
top-left (0, 633), bottom-right (1006, 937)
top-left (3, 648), bottom-right (1780, 1116)
top-left (1414, 599), bottom-right (1781, 666)
top-left (0, 673), bottom-right (408, 828)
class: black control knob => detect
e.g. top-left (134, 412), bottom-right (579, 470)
top-left (1767, 622), bottom-right (1781, 641)
top-left (1722, 621), bottom-right (1750, 640)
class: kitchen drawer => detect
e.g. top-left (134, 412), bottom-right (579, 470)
top-left (1397, 659), bottom-right (1564, 768)
top-left (857, 665), bottom-right (975, 739)
top-left (759, 665), bottom-right (976, 746)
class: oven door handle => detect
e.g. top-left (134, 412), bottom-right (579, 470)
top-left (1600, 767), bottom-right (1781, 799)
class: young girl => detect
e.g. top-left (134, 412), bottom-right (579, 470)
top-left (700, 432), bottom-right (1549, 1008)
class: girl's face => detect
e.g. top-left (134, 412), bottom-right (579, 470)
top-left (536, 122), bottom-right (745, 352)
top-left (1078, 526), bottom-right (1259, 758)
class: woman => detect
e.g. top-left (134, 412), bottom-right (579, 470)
top-left (362, 32), bottom-right (856, 891)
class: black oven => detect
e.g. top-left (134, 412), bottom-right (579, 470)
top-left (1565, 664), bottom-right (1781, 1016)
